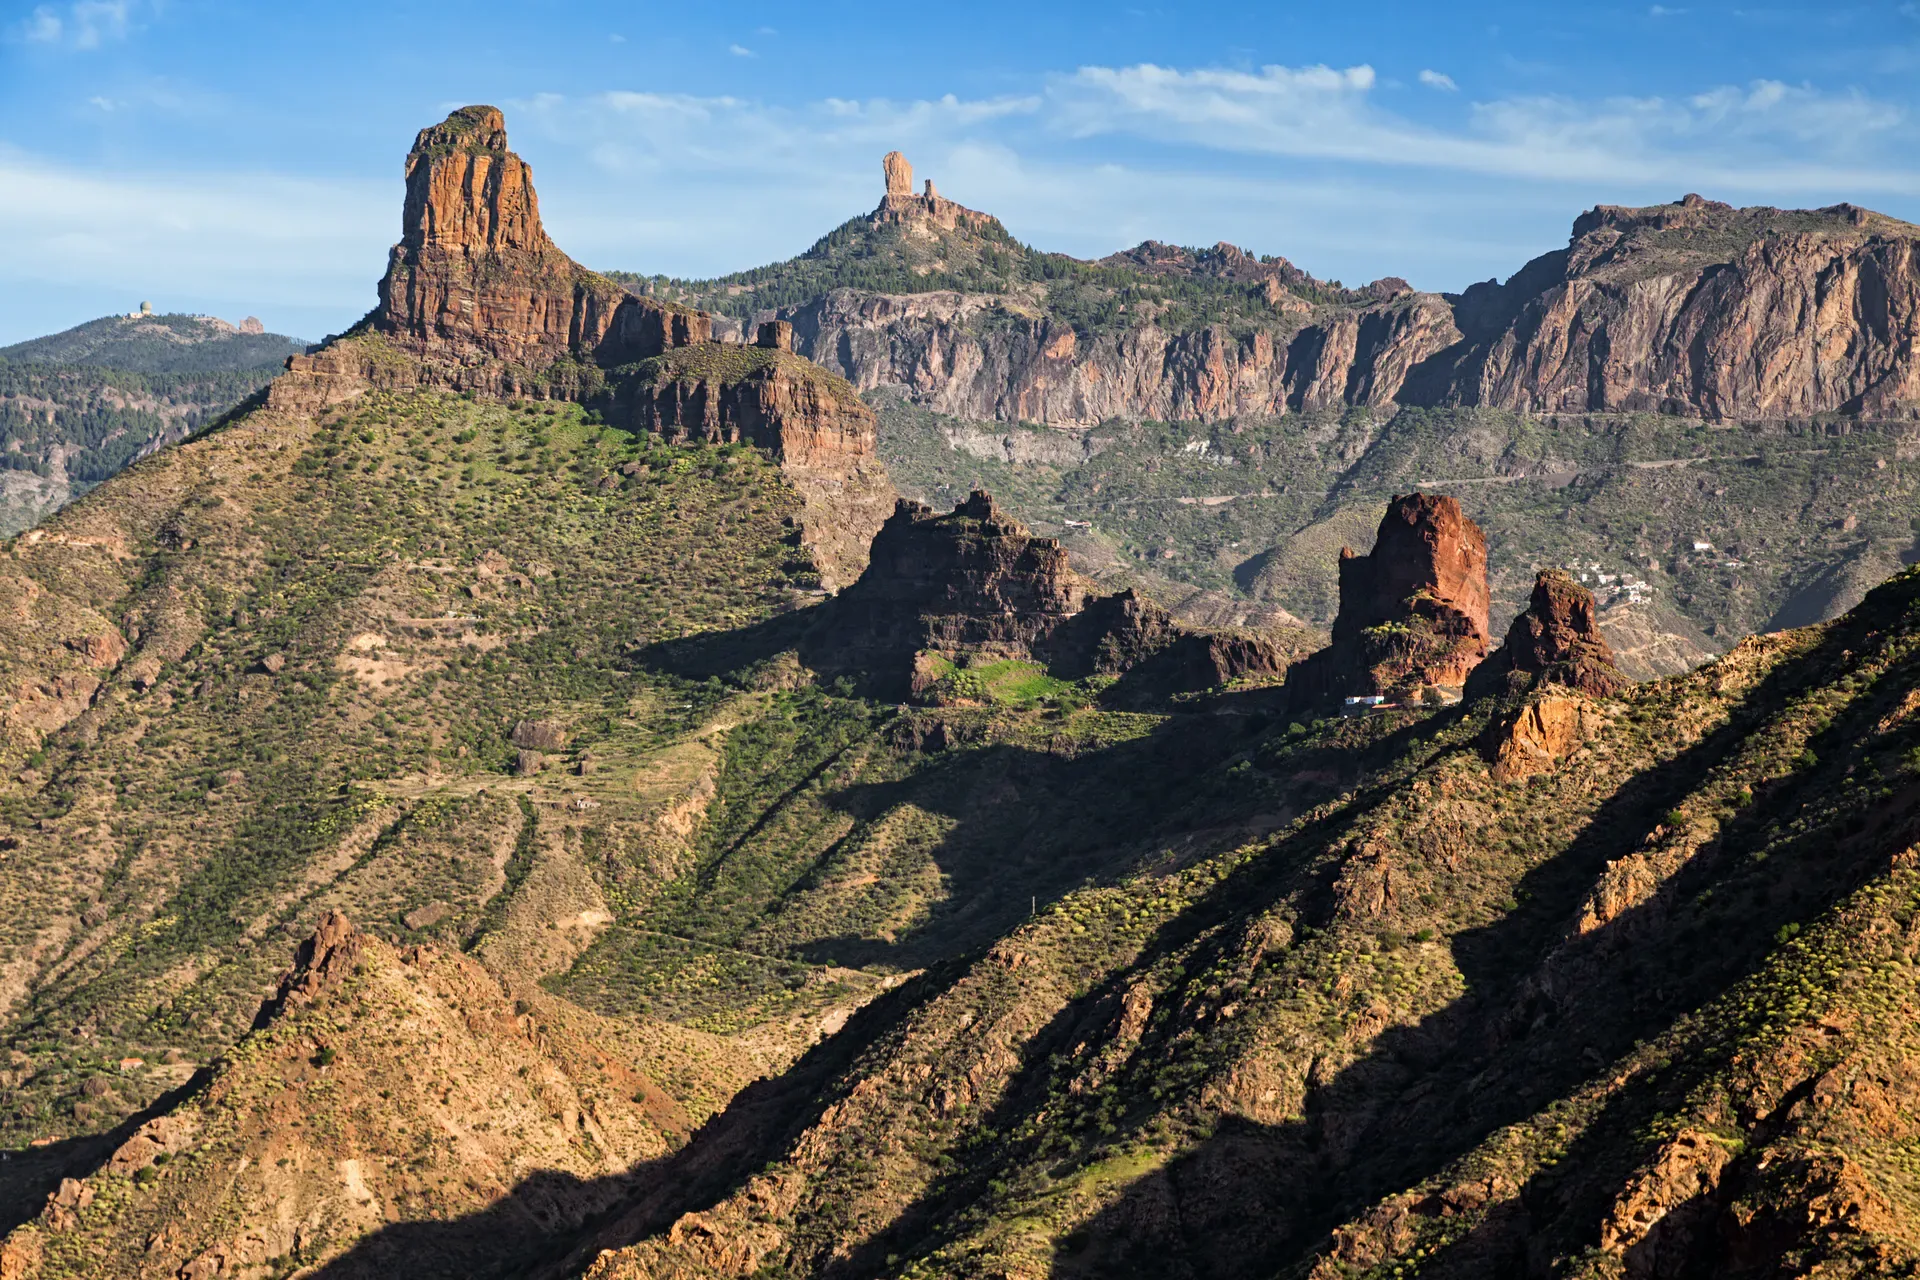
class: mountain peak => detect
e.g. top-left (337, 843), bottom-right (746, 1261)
top-left (870, 149), bottom-right (995, 234)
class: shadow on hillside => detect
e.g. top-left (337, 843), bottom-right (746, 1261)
top-left (308, 964), bottom-right (952, 1279)
top-left (1020, 589), bottom-right (1920, 1278)
top-left (0, 1067), bottom-right (214, 1234)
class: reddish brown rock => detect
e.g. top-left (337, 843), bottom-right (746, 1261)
top-left (1411, 195), bottom-right (1920, 420)
top-left (369, 105), bottom-right (706, 388)
top-left (1285, 494), bottom-right (1491, 704)
top-left (1466, 569), bottom-right (1630, 701)
top-left (819, 491), bottom-right (1292, 698)
top-left (272, 106), bottom-right (897, 587)
top-left (870, 152), bottom-right (998, 234)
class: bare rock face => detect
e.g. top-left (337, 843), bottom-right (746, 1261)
top-left (883, 151), bottom-right (913, 199)
top-left (1466, 569), bottom-right (1630, 701)
top-left (1286, 493), bottom-right (1491, 703)
top-left (609, 345), bottom-right (893, 589)
top-left (274, 106), bottom-right (896, 586)
top-left (819, 491), bottom-right (1291, 697)
top-left (781, 291), bottom-right (1460, 426)
top-left (870, 152), bottom-right (997, 234)
top-left (1409, 195), bottom-right (1920, 419)
top-left (832, 491), bottom-right (1093, 674)
top-left (369, 105), bottom-right (707, 387)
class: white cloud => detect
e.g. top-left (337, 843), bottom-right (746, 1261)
top-left (20, 6), bottom-right (62, 42)
top-left (1048, 60), bottom-right (1919, 193)
top-left (1418, 69), bottom-right (1458, 91)
top-left (728, 43), bottom-right (755, 58)
top-left (14, 0), bottom-right (134, 49)
top-left (0, 143), bottom-right (389, 340)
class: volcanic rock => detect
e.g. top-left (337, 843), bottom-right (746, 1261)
top-left (1406, 195), bottom-right (1920, 419)
top-left (870, 151), bottom-right (997, 234)
top-left (1465, 569), bottom-right (1630, 701)
top-left (818, 491), bottom-right (1291, 698)
top-left (271, 105), bottom-right (896, 588)
top-left (1285, 494), bottom-right (1491, 705)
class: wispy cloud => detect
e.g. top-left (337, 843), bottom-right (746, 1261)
top-left (13, 0), bottom-right (136, 50)
top-left (728, 43), bottom-right (756, 58)
top-left (1047, 60), bottom-right (1917, 193)
top-left (1418, 69), bottom-right (1458, 91)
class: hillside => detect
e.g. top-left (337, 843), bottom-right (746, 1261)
top-left (614, 159), bottom-right (1920, 676)
top-left (6, 104), bottom-right (1920, 1280)
top-left (0, 314), bottom-right (308, 537)
top-left (0, 312), bottom-right (307, 375)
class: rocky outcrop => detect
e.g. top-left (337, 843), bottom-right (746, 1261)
top-left (779, 289), bottom-right (1459, 426)
top-left (1285, 494), bottom-right (1491, 704)
top-left (1407, 194), bottom-right (1920, 420)
top-left (1466, 569), bottom-right (1630, 701)
top-left (608, 343), bottom-right (892, 588)
top-left (871, 152), bottom-right (996, 235)
top-left (816, 491), bottom-right (1288, 697)
top-left (365, 105), bottom-right (707, 391)
top-left (1485, 695), bottom-right (1606, 782)
top-left (271, 106), bottom-right (895, 587)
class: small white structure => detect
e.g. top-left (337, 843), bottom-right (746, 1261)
top-left (124, 301), bottom-right (153, 320)
top-left (1692, 540), bottom-right (1714, 552)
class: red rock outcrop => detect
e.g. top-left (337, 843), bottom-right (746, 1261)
top-left (870, 152), bottom-right (997, 234)
top-left (1466, 569), bottom-right (1630, 701)
top-left (271, 106), bottom-right (895, 586)
top-left (818, 490), bottom-right (1289, 697)
top-left (612, 345), bottom-right (893, 587)
top-left (1285, 493), bottom-right (1491, 704)
top-left (368, 105), bottom-right (710, 388)
top-left (1410, 194), bottom-right (1920, 420)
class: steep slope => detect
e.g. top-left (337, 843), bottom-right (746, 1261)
top-left (282, 105), bottom-right (892, 587)
top-left (566, 560), bottom-right (1920, 1280)
top-left (1415, 194), bottom-right (1920, 420)
top-left (0, 314), bottom-right (306, 536)
top-left (0, 913), bottom-right (751, 1279)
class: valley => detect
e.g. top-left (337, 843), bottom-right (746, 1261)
top-left (2, 103), bottom-right (1920, 1280)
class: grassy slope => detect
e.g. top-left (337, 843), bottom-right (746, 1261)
top-left (577, 565), bottom-right (1920, 1280)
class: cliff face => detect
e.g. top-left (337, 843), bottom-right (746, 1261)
top-left (1466, 569), bottom-right (1630, 701)
top-left (729, 181), bottom-right (1920, 426)
top-left (369, 105), bottom-right (706, 387)
top-left (784, 290), bottom-right (1460, 426)
top-left (1286, 493), bottom-right (1492, 703)
top-left (818, 490), bottom-right (1289, 697)
top-left (1411, 195), bottom-right (1920, 420)
top-left (274, 106), bottom-right (892, 586)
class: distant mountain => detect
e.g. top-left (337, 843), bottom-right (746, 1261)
top-left (0, 311), bottom-right (307, 374)
top-left (0, 313), bottom-right (308, 535)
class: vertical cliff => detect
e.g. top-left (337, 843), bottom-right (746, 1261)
top-left (1285, 493), bottom-right (1492, 704)
top-left (273, 106), bottom-right (894, 586)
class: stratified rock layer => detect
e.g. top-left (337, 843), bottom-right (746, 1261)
top-left (1286, 493), bottom-right (1491, 704)
top-left (1466, 569), bottom-right (1630, 701)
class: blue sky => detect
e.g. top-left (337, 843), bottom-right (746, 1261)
top-left (5, 0), bottom-right (1920, 344)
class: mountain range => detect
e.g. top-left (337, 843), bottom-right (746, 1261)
top-left (2, 105), bottom-right (1920, 1280)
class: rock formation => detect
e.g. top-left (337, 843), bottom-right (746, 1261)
top-left (272, 106), bottom-right (893, 587)
top-left (778, 289), bottom-right (1460, 426)
top-left (755, 193), bottom-right (1920, 426)
top-left (1406, 194), bottom-right (1920, 420)
top-left (818, 490), bottom-right (1290, 698)
top-left (1465, 569), bottom-right (1630, 701)
top-left (608, 344), bottom-right (893, 587)
top-left (870, 151), bottom-right (997, 235)
top-left (1285, 493), bottom-right (1491, 704)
